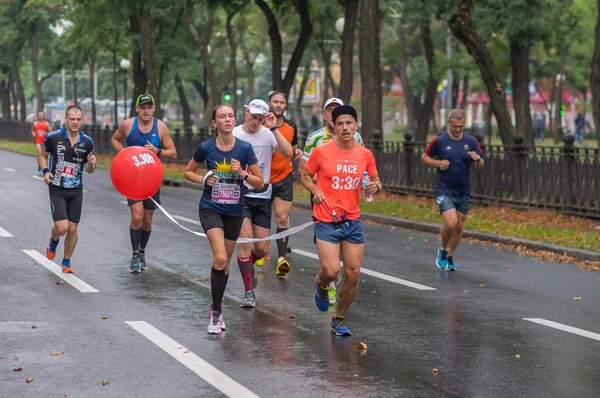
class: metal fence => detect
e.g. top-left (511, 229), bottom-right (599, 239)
top-left (1, 121), bottom-right (599, 219)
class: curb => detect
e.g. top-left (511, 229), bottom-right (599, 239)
top-left (162, 176), bottom-right (600, 262)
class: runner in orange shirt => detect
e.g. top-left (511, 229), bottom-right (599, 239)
top-left (301, 105), bottom-right (382, 336)
top-left (266, 91), bottom-right (302, 277)
top-left (31, 111), bottom-right (52, 173)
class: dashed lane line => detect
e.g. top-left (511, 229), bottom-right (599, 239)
top-left (0, 226), bottom-right (14, 237)
top-left (4, 167), bottom-right (16, 172)
top-left (22, 249), bottom-right (99, 293)
top-left (523, 318), bottom-right (600, 342)
top-left (126, 321), bottom-right (260, 398)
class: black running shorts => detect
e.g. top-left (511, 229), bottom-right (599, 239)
top-left (49, 186), bottom-right (83, 223)
top-left (199, 208), bottom-right (244, 241)
top-left (271, 172), bottom-right (294, 202)
top-left (128, 189), bottom-right (161, 210)
top-left (243, 196), bottom-right (272, 229)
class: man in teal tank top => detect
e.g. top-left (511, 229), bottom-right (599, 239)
top-left (111, 94), bottom-right (177, 273)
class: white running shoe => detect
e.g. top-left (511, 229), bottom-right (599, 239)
top-left (207, 307), bottom-right (225, 334)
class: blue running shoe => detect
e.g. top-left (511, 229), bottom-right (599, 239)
top-left (447, 256), bottom-right (457, 271)
top-left (436, 249), bottom-right (448, 269)
top-left (139, 251), bottom-right (147, 271)
top-left (129, 253), bottom-right (141, 273)
top-left (45, 237), bottom-right (59, 260)
top-left (331, 316), bottom-right (352, 336)
top-left (314, 276), bottom-right (329, 312)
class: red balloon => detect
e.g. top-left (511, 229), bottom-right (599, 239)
top-left (110, 146), bottom-right (163, 200)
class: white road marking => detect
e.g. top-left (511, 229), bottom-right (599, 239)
top-left (292, 248), bottom-right (436, 291)
top-left (83, 189), bottom-right (88, 193)
top-left (119, 200), bottom-right (128, 205)
top-left (126, 321), bottom-right (260, 398)
top-left (523, 318), bottom-right (600, 342)
top-left (173, 214), bottom-right (201, 226)
top-left (30, 175), bottom-right (44, 181)
top-left (4, 167), bottom-right (16, 172)
top-left (0, 226), bottom-right (14, 237)
top-left (22, 250), bottom-right (98, 293)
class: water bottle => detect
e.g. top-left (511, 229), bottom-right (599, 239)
top-left (362, 171), bottom-right (373, 203)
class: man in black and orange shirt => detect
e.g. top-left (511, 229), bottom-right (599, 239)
top-left (266, 91), bottom-right (302, 277)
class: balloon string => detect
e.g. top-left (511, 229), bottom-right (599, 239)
top-left (149, 198), bottom-right (314, 243)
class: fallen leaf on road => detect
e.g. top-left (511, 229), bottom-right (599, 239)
top-left (524, 276), bottom-right (528, 280)
top-left (408, 237), bottom-right (413, 240)
top-left (506, 269), bottom-right (513, 272)
top-left (14, 366), bottom-right (23, 371)
top-left (373, 290), bottom-right (377, 293)
top-left (514, 354), bottom-right (520, 359)
top-left (56, 281), bottom-right (64, 285)
top-left (476, 284), bottom-right (485, 287)
top-left (26, 378), bottom-right (34, 383)
top-left (464, 290), bottom-right (469, 293)
top-left (574, 296), bottom-right (582, 300)
top-left (178, 347), bottom-right (182, 350)
top-left (192, 278), bottom-right (208, 282)
top-left (65, 394), bottom-right (69, 397)
top-left (424, 239), bottom-right (431, 242)
top-left (101, 316), bottom-right (108, 320)
top-left (0, 356), bottom-right (8, 360)
top-left (14, 356), bottom-right (18, 360)
top-left (184, 350), bottom-right (190, 354)
top-left (299, 268), bottom-right (305, 272)
top-left (405, 247), bottom-right (411, 250)
top-left (31, 325), bottom-right (37, 329)
top-left (432, 368), bottom-right (439, 375)
top-left (102, 380), bottom-right (109, 386)
top-left (530, 282), bottom-right (534, 285)
top-left (288, 315), bottom-right (296, 319)
top-left (355, 342), bottom-right (368, 350)
top-left (107, 342), bottom-right (112, 345)
top-left (50, 352), bottom-right (64, 356)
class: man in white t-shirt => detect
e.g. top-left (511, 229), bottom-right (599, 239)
top-left (233, 99), bottom-right (293, 308)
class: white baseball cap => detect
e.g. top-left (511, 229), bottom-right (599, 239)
top-left (323, 97), bottom-right (344, 111)
top-left (244, 99), bottom-right (270, 115)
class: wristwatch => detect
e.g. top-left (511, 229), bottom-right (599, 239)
top-left (241, 171), bottom-right (249, 181)
top-left (269, 126), bottom-right (278, 132)
top-left (157, 149), bottom-right (162, 157)
top-left (475, 155), bottom-right (482, 162)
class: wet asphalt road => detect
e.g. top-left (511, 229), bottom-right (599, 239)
top-left (1, 149), bottom-right (599, 398)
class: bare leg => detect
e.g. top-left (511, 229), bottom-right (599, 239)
top-left (440, 209), bottom-right (458, 250)
top-left (448, 212), bottom-right (467, 256)
top-left (336, 240), bottom-right (364, 318)
top-left (63, 222), bottom-right (79, 259)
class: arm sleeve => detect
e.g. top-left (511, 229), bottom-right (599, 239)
top-left (424, 137), bottom-right (438, 158)
top-left (245, 144), bottom-right (258, 166)
top-left (305, 146), bottom-right (320, 176)
top-left (192, 144), bottom-right (205, 164)
top-left (366, 150), bottom-right (378, 177)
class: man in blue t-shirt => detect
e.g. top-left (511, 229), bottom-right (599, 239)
top-left (421, 109), bottom-right (485, 271)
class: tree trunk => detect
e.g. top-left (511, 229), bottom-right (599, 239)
top-left (31, 23), bottom-right (44, 113)
top-left (175, 74), bottom-right (192, 130)
top-left (460, 73), bottom-right (469, 110)
top-left (112, 49), bottom-right (118, 125)
top-left (256, 0), bottom-right (312, 98)
top-left (130, 13), bottom-right (146, 117)
top-left (139, 8), bottom-right (161, 118)
top-left (338, 0), bottom-right (359, 103)
top-left (510, 40), bottom-right (534, 146)
top-left (0, 67), bottom-right (10, 120)
top-left (187, 8), bottom-right (219, 106)
top-left (10, 45), bottom-right (26, 121)
top-left (294, 63), bottom-right (312, 121)
top-left (396, 23), bottom-right (417, 133)
top-left (554, 46), bottom-right (569, 141)
top-left (359, 0), bottom-right (382, 144)
top-left (451, 71), bottom-right (460, 109)
top-left (226, 12), bottom-right (238, 111)
top-left (415, 20), bottom-right (438, 142)
top-left (449, 0), bottom-right (515, 145)
top-left (89, 56), bottom-right (97, 126)
top-left (10, 75), bottom-right (17, 120)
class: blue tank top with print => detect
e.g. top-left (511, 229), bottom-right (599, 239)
top-left (126, 117), bottom-right (161, 148)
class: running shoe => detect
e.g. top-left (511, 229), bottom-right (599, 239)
top-left (129, 253), bottom-right (141, 273)
top-left (139, 251), bottom-right (148, 271)
top-left (37, 166), bottom-right (41, 173)
top-left (286, 243), bottom-right (292, 254)
top-left (314, 276), bottom-right (329, 312)
top-left (436, 249), bottom-right (448, 270)
top-left (447, 256), bottom-right (457, 271)
top-left (251, 265), bottom-right (258, 289)
top-left (207, 308), bottom-right (225, 335)
top-left (328, 285), bottom-right (338, 306)
top-left (241, 289), bottom-right (256, 308)
top-left (275, 256), bottom-right (290, 277)
top-left (45, 237), bottom-right (59, 260)
top-left (61, 259), bottom-right (74, 274)
top-left (331, 315), bottom-right (352, 336)
top-left (254, 257), bottom-right (264, 267)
